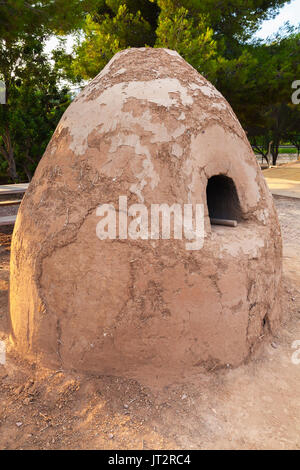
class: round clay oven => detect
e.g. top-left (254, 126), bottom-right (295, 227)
top-left (10, 48), bottom-right (282, 380)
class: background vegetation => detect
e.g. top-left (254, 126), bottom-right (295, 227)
top-left (1, 0), bottom-right (300, 181)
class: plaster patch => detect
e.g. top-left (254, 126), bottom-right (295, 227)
top-left (200, 85), bottom-right (223, 99)
top-left (163, 49), bottom-right (181, 58)
top-left (61, 79), bottom-right (194, 156)
top-left (114, 68), bottom-right (127, 76)
top-left (129, 150), bottom-right (160, 203)
top-left (128, 140), bottom-right (160, 202)
top-left (189, 83), bottom-right (202, 91)
top-left (211, 102), bottom-right (226, 110)
top-left (220, 235), bottom-right (265, 258)
top-left (172, 143), bottom-right (183, 158)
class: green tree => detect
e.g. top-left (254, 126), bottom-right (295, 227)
top-left (68, 0), bottom-right (159, 80)
top-left (69, 0), bottom-right (290, 80)
top-left (10, 81), bottom-right (71, 181)
top-left (0, 42), bottom-right (71, 181)
top-left (0, 0), bottom-right (99, 180)
top-left (217, 30), bottom-right (300, 165)
top-left (0, 0), bottom-right (99, 39)
top-left (70, 5), bottom-right (155, 80)
top-left (155, 1), bottom-right (218, 79)
top-left (179, 0), bottom-right (289, 45)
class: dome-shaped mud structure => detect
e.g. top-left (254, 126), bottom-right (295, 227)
top-left (10, 48), bottom-right (282, 381)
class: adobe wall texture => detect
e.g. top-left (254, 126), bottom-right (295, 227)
top-left (9, 48), bottom-right (282, 381)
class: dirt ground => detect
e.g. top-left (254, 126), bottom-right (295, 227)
top-left (0, 196), bottom-right (299, 450)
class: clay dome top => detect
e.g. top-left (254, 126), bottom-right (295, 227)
top-left (52, 47), bottom-right (241, 159)
top-left (42, 47), bottom-right (267, 217)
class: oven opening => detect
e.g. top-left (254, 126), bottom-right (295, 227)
top-left (206, 175), bottom-right (242, 227)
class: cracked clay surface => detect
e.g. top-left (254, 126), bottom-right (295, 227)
top-left (9, 48), bottom-right (282, 382)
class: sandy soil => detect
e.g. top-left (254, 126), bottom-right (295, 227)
top-left (263, 161), bottom-right (300, 199)
top-left (0, 197), bottom-right (299, 450)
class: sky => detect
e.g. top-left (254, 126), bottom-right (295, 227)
top-left (45, 0), bottom-right (300, 55)
top-left (255, 0), bottom-right (300, 39)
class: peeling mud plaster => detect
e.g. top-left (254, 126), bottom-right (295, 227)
top-left (56, 78), bottom-right (194, 157)
top-left (220, 233), bottom-right (265, 258)
top-left (129, 148), bottom-right (160, 202)
top-left (113, 68), bottom-right (127, 76)
top-left (172, 143), bottom-right (183, 159)
top-left (163, 49), bottom-right (181, 58)
top-left (200, 85), bottom-right (223, 99)
top-left (10, 48), bottom-right (282, 382)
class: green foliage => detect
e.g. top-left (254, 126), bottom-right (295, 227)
top-left (216, 30), bottom-right (300, 165)
top-left (68, 0), bottom-right (291, 81)
top-left (71, 5), bottom-right (154, 80)
top-left (0, 40), bottom-right (71, 181)
top-left (155, 1), bottom-right (218, 79)
top-left (1, 0), bottom-right (300, 178)
top-left (0, 0), bottom-right (100, 40)
top-left (10, 80), bottom-right (71, 181)
top-left (181, 0), bottom-right (288, 44)
top-left (0, 0), bottom-right (89, 181)
top-left (65, 0), bottom-right (296, 103)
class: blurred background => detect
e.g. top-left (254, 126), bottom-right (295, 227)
top-left (0, 0), bottom-right (300, 183)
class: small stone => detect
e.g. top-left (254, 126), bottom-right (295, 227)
top-left (16, 422), bottom-right (23, 427)
top-left (124, 404), bottom-right (129, 409)
top-left (181, 393), bottom-right (187, 400)
top-left (271, 342), bottom-right (278, 349)
top-left (108, 433), bottom-right (114, 439)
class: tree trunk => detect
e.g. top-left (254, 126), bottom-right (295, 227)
top-left (7, 146), bottom-right (18, 181)
top-left (23, 164), bottom-right (32, 182)
top-left (252, 139), bottom-right (269, 166)
top-left (0, 126), bottom-right (18, 181)
top-left (272, 140), bottom-right (280, 166)
top-left (23, 147), bottom-right (35, 181)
